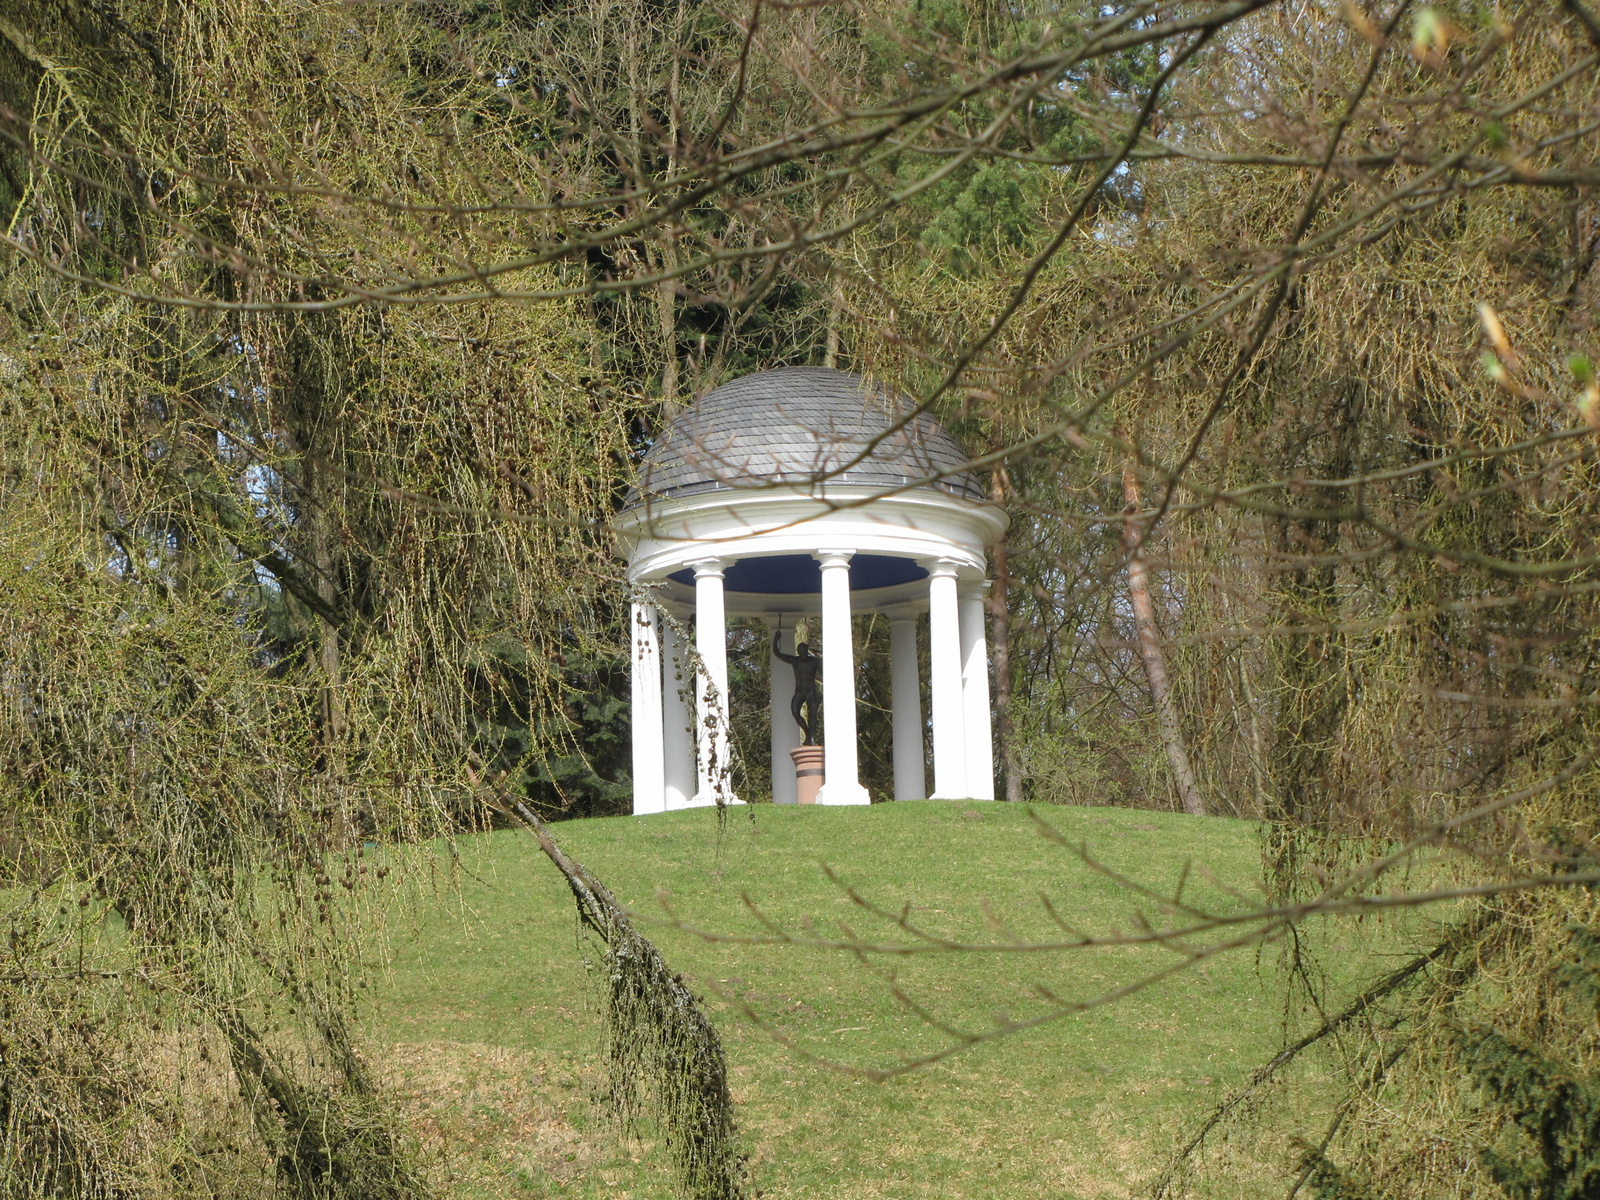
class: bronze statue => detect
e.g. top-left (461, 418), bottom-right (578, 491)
top-left (773, 634), bottom-right (821, 745)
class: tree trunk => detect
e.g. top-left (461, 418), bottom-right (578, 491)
top-left (825, 280), bottom-right (841, 369)
top-left (989, 472), bottom-right (1024, 802)
top-left (1122, 463), bottom-right (1205, 816)
top-left (302, 455), bottom-right (346, 785)
top-left (656, 271), bottom-right (677, 404)
top-left (654, 1), bottom-right (684, 404)
top-left (1261, 382), bottom-right (1361, 892)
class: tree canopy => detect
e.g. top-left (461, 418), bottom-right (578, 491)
top-left (3, 0), bottom-right (1599, 1195)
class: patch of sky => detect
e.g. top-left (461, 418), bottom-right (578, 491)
top-left (252, 560), bottom-right (284, 593)
top-left (103, 532), bottom-right (133, 581)
top-left (243, 462), bottom-right (276, 505)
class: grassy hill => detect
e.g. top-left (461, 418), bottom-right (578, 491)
top-left (370, 802), bottom-right (1380, 1199)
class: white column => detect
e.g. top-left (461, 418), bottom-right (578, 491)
top-left (960, 581), bottom-right (996, 801)
top-left (815, 549), bottom-right (870, 805)
top-left (924, 559), bottom-right (967, 799)
top-left (766, 617), bottom-right (800, 804)
top-left (691, 559), bottom-right (739, 806)
top-left (661, 611), bottom-right (696, 810)
top-left (889, 613), bottom-right (926, 800)
top-left (630, 600), bottom-right (665, 815)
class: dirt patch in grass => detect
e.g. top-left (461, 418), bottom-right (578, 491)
top-left (380, 1042), bottom-right (662, 1199)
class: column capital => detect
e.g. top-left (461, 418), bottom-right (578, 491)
top-left (813, 548), bottom-right (855, 569)
top-left (919, 556), bottom-right (964, 579)
top-left (688, 557), bottom-right (727, 579)
top-left (958, 578), bottom-right (993, 600)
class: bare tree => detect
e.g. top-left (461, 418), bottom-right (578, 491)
top-left (1122, 460), bottom-right (1205, 816)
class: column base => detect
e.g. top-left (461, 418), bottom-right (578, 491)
top-left (930, 791), bottom-right (976, 802)
top-left (688, 791), bottom-right (744, 807)
top-left (816, 783), bottom-right (871, 806)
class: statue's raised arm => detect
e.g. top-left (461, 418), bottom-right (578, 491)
top-left (773, 632), bottom-right (799, 665)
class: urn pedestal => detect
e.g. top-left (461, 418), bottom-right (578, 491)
top-left (789, 745), bottom-right (825, 805)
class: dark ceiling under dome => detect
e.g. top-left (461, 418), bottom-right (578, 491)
top-left (667, 553), bottom-right (928, 595)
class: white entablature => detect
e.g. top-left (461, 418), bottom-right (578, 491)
top-left (615, 367), bottom-right (1008, 811)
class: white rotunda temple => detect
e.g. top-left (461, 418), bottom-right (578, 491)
top-left (615, 367), bottom-right (1008, 812)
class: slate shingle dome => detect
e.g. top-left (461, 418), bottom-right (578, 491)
top-left (628, 367), bottom-right (983, 506)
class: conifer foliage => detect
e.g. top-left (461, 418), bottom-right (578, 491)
top-left (1460, 923), bottom-right (1600, 1200)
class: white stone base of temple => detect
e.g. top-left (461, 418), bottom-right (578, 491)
top-left (816, 782), bottom-right (870, 806)
top-left (688, 791), bottom-right (744, 807)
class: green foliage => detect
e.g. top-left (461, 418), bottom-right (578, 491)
top-left (919, 160), bottom-right (1040, 263)
top-left (1295, 1142), bottom-right (1377, 1200)
top-left (1458, 923), bottom-right (1600, 1200)
top-left (470, 634), bottom-right (634, 818)
top-left (0, 977), bottom-right (152, 1200)
top-left (0, 0), bottom-right (628, 1192)
top-left (502, 805), bottom-right (746, 1199)
top-left (590, 890), bottom-right (745, 1200)
top-left (859, 0), bottom-right (1162, 275)
top-left (1562, 922), bottom-right (1600, 1016)
top-left (1463, 1025), bottom-right (1600, 1199)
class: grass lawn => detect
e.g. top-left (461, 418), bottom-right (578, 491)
top-left (370, 802), bottom-right (1399, 1199)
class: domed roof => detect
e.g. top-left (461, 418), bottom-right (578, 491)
top-left (627, 367), bottom-right (983, 506)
